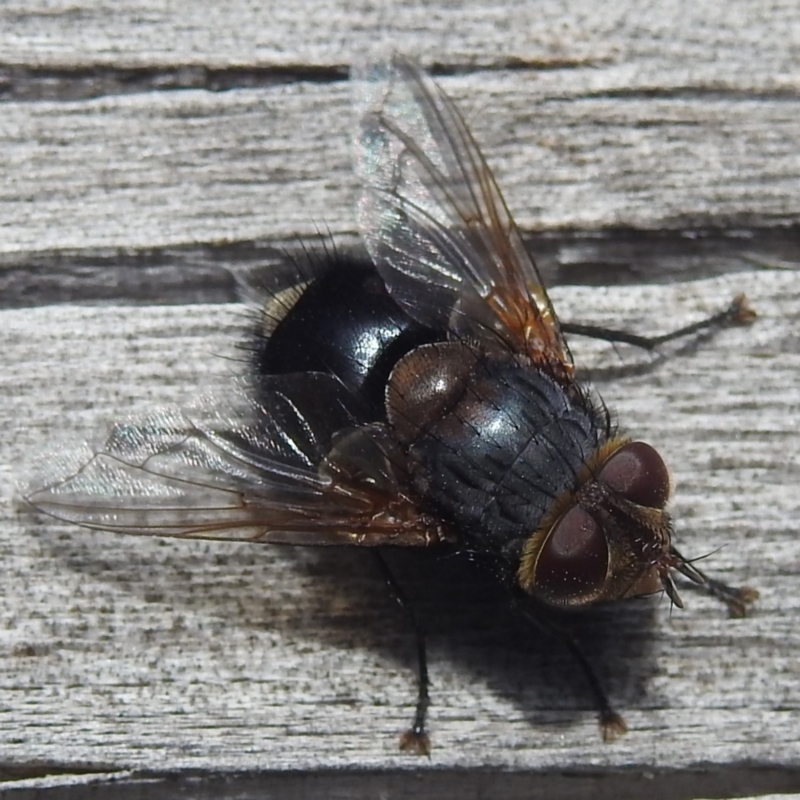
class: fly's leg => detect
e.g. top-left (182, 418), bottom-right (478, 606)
top-left (563, 293), bottom-right (760, 617)
top-left (517, 604), bottom-right (627, 741)
top-left (372, 551), bottom-right (431, 755)
top-left (670, 546), bottom-right (759, 618)
top-left (563, 635), bottom-right (628, 741)
top-left (562, 293), bottom-right (755, 350)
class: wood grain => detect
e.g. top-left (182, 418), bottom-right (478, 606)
top-left (1, 66), bottom-right (797, 255)
top-left (1, 0), bottom-right (798, 796)
top-left (3, 272), bottom-right (799, 787)
top-left (1, 1), bottom-right (797, 258)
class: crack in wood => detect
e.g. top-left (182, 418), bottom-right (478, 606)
top-left (0, 63), bottom-right (351, 102)
top-left (3, 765), bottom-right (799, 798)
top-left (1, 227), bottom-right (796, 308)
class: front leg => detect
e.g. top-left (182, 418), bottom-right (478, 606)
top-left (669, 546), bottom-right (759, 618)
top-left (514, 600), bottom-right (627, 741)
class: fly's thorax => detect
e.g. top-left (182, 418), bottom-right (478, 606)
top-left (385, 341), bottom-right (610, 553)
top-left (517, 439), bottom-right (675, 609)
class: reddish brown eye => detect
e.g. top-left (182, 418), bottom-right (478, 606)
top-left (534, 506), bottom-right (609, 607)
top-left (598, 441), bottom-right (670, 509)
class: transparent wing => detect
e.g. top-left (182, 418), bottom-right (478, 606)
top-left (21, 377), bottom-right (446, 548)
top-left (353, 55), bottom-right (572, 379)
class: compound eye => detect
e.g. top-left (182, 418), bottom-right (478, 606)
top-left (534, 505), bottom-right (609, 607)
top-left (598, 441), bottom-right (670, 509)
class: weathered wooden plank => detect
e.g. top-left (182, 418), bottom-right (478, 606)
top-left (1, 270), bottom-right (798, 786)
top-left (1, 73), bottom-right (797, 259)
top-left (2, 0), bottom-right (799, 795)
top-left (0, 0), bottom-right (795, 85)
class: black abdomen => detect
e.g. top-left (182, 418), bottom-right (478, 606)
top-left (252, 256), bottom-right (440, 418)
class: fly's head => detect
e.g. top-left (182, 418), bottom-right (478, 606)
top-left (518, 440), bottom-right (684, 610)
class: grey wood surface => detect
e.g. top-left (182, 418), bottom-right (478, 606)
top-left (1, 1), bottom-right (799, 797)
